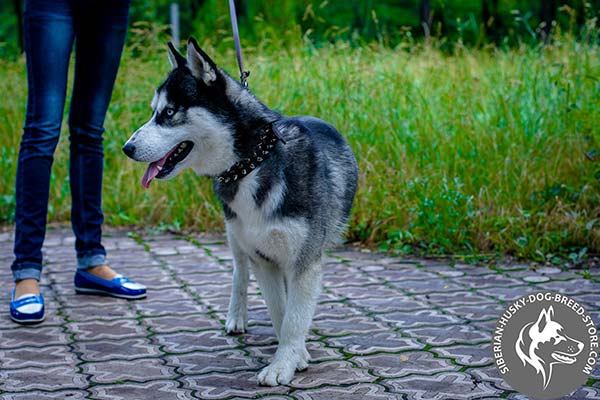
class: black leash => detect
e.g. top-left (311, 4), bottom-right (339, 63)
top-left (221, 2), bottom-right (286, 185)
top-left (228, 0), bottom-right (250, 88)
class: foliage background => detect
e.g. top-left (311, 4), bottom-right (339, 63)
top-left (0, 1), bottom-right (599, 264)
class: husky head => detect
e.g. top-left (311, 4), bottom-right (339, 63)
top-left (123, 38), bottom-right (272, 188)
top-left (515, 306), bottom-right (584, 389)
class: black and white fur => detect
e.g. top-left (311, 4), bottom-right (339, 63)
top-left (123, 38), bottom-right (358, 386)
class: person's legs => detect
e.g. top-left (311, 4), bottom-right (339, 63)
top-left (12, 0), bottom-right (75, 296)
top-left (68, 0), bottom-right (130, 273)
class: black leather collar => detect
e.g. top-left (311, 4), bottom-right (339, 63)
top-left (217, 122), bottom-right (285, 184)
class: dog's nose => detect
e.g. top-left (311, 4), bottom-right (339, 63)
top-left (122, 142), bottom-right (136, 157)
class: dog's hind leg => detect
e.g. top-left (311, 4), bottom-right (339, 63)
top-left (225, 233), bottom-right (250, 334)
top-left (252, 263), bottom-right (286, 339)
top-left (257, 261), bottom-right (322, 386)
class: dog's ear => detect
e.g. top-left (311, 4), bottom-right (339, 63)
top-left (535, 307), bottom-right (552, 333)
top-left (187, 37), bottom-right (218, 85)
top-left (167, 42), bottom-right (186, 69)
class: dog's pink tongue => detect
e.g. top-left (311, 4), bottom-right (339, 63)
top-left (141, 164), bottom-right (159, 188)
top-left (141, 154), bottom-right (169, 189)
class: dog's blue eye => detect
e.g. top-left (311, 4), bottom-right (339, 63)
top-left (166, 108), bottom-right (175, 117)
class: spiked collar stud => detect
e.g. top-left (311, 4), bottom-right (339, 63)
top-left (217, 122), bottom-right (285, 184)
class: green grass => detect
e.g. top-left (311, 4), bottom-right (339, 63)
top-left (0, 35), bottom-right (598, 262)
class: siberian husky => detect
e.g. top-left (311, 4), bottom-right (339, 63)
top-left (123, 38), bottom-right (358, 385)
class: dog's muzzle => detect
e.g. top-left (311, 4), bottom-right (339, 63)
top-left (122, 142), bottom-right (136, 158)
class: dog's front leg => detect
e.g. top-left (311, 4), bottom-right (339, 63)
top-left (257, 261), bottom-right (322, 386)
top-left (225, 232), bottom-right (249, 334)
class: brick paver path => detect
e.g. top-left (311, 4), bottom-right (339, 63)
top-left (0, 228), bottom-right (598, 399)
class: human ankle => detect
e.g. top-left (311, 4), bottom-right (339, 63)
top-left (86, 265), bottom-right (117, 280)
top-left (15, 279), bottom-right (40, 298)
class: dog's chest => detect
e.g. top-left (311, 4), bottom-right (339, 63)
top-left (225, 175), bottom-right (306, 266)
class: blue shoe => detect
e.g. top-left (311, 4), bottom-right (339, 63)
top-left (74, 270), bottom-right (147, 299)
top-left (10, 290), bottom-right (45, 325)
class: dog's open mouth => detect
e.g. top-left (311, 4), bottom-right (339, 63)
top-left (141, 141), bottom-right (194, 188)
top-left (552, 351), bottom-right (578, 364)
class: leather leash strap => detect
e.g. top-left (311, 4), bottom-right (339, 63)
top-left (228, 0), bottom-right (250, 88)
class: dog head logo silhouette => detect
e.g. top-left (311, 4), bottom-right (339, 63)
top-left (515, 305), bottom-right (584, 389)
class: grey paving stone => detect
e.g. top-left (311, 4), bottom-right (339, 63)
top-left (435, 269), bottom-right (466, 277)
top-left (134, 299), bottom-right (206, 317)
top-left (376, 309), bottom-right (464, 328)
top-left (247, 341), bottom-right (344, 364)
top-left (0, 390), bottom-right (89, 400)
top-left (361, 266), bottom-right (439, 282)
top-left (201, 293), bottom-right (267, 313)
top-left (570, 293), bottom-right (600, 309)
top-left (415, 291), bottom-right (496, 307)
top-left (404, 324), bottom-right (491, 346)
top-left (143, 313), bottom-right (223, 333)
top-left (0, 229), bottom-right (598, 399)
top-left (154, 330), bottom-right (239, 353)
top-left (67, 318), bottom-right (147, 341)
top-left (443, 302), bottom-right (507, 322)
top-left (313, 315), bottom-right (390, 336)
top-left (476, 286), bottom-right (535, 302)
top-left (74, 337), bottom-right (161, 362)
top-left (247, 307), bottom-right (272, 325)
top-left (0, 366), bottom-right (87, 391)
top-left (347, 296), bottom-right (429, 313)
top-left (567, 386), bottom-right (600, 399)
top-left (165, 348), bottom-right (261, 374)
top-left (166, 257), bottom-right (230, 274)
top-left (90, 380), bottom-right (193, 400)
top-left (61, 303), bottom-right (137, 322)
top-left (287, 360), bottom-right (376, 389)
top-left (467, 365), bottom-right (513, 391)
top-left (387, 279), bottom-right (466, 295)
top-left (180, 371), bottom-right (290, 399)
top-left (188, 283), bottom-right (234, 299)
top-left (522, 275), bottom-right (551, 283)
top-left (592, 362), bottom-right (600, 380)
top-left (508, 268), bottom-right (580, 281)
top-left (472, 319), bottom-right (497, 334)
top-left (454, 274), bottom-right (524, 289)
top-left (173, 269), bottom-right (231, 285)
top-left (432, 343), bottom-right (493, 366)
top-left (329, 285), bottom-right (403, 299)
top-left (352, 351), bottom-right (459, 379)
top-left (241, 325), bottom-right (321, 346)
top-left (382, 371), bottom-right (502, 399)
top-left (229, 397), bottom-right (294, 400)
top-left (0, 326), bottom-right (70, 349)
top-left (0, 345), bottom-right (78, 368)
top-left (324, 332), bottom-right (425, 355)
top-left (536, 279), bottom-right (599, 294)
top-left (83, 358), bottom-right (177, 384)
top-left (323, 273), bottom-right (384, 288)
top-left (54, 292), bottom-right (133, 308)
top-left (451, 263), bottom-right (498, 275)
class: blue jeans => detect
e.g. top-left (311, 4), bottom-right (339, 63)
top-left (12, 0), bottom-right (130, 282)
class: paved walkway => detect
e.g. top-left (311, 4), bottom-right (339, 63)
top-left (0, 228), bottom-right (598, 400)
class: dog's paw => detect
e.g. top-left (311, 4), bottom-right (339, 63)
top-left (225, 313), bottom-right (247, 334)
top-left (257, 359), bottom-right (296, 386)
top-left (296, 347), bottom-right (311, 371)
